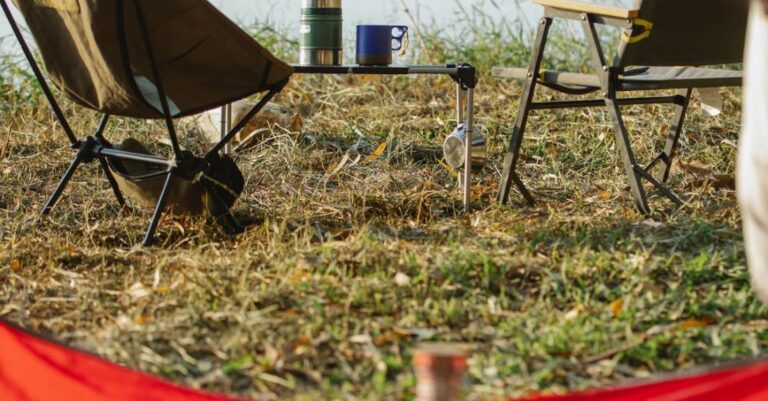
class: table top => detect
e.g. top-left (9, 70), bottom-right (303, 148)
top-left (291, 64), bottom-right (473, 75)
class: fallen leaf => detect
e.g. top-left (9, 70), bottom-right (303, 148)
top-left (349, 334), bottom-right (372, 344)
top-left (394, 272), bottom-right (411, 287)
top-left (678, 317), bottom-right (715, 331)
top-left (679, 162), bottom-right (735, 190)
top-left (290, 113), bottom-right (303, 132)
top-left (547, 146), bottom-right (558, 157)
top-left (126, 282), bottom-right (150, 301)
top-left (365, 140), bottom-right (389, 163)
top-left (327, 153), bottom-right (352, 177)
top-left (405, 327), bottom-right (437, 340)
top-left (289, 270), bottom-right (311, 285)
top-left (610, 300), bottom-right (624, 318)
top-left (116, 314), bottom-right (135, 329)
top-left (564, 305), bottom-right (584, 321)
top-left (373, 330), bottom-right (410, 346)
top-left (710, 174), bottom-right (736, 190)
top-left (680, 162), bottom-right (712, 177)
top-left (437, 159), bottom-right (459, 178)
top-left (641, 220), bottom-right (665, 229)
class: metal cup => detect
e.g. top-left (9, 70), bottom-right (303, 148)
top-left (443, 123), bottom-right (486, 170)
top-left (300, 0), bottom-right (343, 66)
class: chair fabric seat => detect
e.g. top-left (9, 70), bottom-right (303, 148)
top-left (13, 0), bottom-right (293, 119)
top-left (492, 66), bottom-right (742, 91)
top-left (494, 0), bottom-right (747, 215)
top-left (620, 66), bottom-right (743, 90)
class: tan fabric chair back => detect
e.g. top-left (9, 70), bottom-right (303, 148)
top-left (13, 0), bottom-right (293, 119)
top-left (619, 0), bottom-right (749, 67)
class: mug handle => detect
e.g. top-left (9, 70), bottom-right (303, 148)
top-left (391, 26), bottom-right (409, 52)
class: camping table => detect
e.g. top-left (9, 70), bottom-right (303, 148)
top-left (291, 64), bottom-right (479, 211)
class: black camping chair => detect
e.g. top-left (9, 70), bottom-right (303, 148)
top-left (494, 0), bottom-right (747, 214)
top-left (1, 0), bottom-right (293, 245)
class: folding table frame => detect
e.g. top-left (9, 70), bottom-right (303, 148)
top-left (289, 64), bottom-right (479, 210)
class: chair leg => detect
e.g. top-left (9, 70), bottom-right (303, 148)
top-left (499, 102), bottom-right (537, 206)
top-left (498, 17), bottom-right (552, 206)
top-left (200, 180), bottom-right (243, 234)
top-left (657, 88), bottom-right (693, 183)
top-left (41, 144), bottom-right (91, 216)
top-left (604, 96), bottom-right (651, 215)
top-left (635, 166), bottom-right (684, 207)
top-left (98, 158), bottom-right (126, 207)
top-left (142, 172), bottom-right (175, 246)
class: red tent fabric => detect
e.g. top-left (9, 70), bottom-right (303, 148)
top-left (2, 318), bottom-right (768, 401)
top-left (0, 319), bottom-right (242, 401)
top-left (517, 361), bottom-right (768, 401)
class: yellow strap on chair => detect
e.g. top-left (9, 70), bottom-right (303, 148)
top-left (194, 172), bottom-right (239, 198)
top-left (622, 18), bottom-right (653, 43)
top-left (34, 0), bottom-right (79, 12)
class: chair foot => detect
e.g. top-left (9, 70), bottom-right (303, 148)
top-left (98, 157), bottom-right (126, 207)
top-left (626, 168), bottom-right (652, 215)
top-left (510, 171), bottom-right (535, 206)
top-left (41, 144), bottom-right (89, 216)
top-left (142, 171), bottom-right (174, 246)
top-left (202, 180), bottom-right (244, 235)
top-left (499, 154), bottom-right (537, 207)
top-left (635, 166), bottom-right (685, 207)
top-left (216, 211), bottom-right (244, 235)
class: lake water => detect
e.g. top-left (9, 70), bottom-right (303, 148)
top-left (1, 0), bottom-right (631, 54)
top-left (0, 1), bottom-right (539, 51)
top-left (211, 0), bottom-right (538, 29)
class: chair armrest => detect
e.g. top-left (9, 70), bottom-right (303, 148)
top-left (534, 0), bottom-right (639, 19)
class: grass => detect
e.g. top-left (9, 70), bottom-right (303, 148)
top-left (1, 3), bottom-right (766, 400)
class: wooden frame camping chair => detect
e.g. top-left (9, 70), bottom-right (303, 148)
top-left (1, 0), bottom-right (293, 245)
top-left (494, 0), bottom-right (747, 214)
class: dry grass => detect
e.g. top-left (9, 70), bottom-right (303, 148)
top-left (1, 16), bottom-right (766, 401)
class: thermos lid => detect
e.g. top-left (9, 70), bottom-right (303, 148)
top-left (302, 0), bottom-right (341, 8)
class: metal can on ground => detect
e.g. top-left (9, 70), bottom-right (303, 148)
top-left (413, 343), bottom-right (468, 401)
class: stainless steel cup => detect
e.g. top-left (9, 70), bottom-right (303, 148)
top-left (443, 123), bottom-right (486, 170)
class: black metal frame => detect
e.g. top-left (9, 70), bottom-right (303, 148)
top-left (1, 0), bottom-right (287, 245)
top-left (498, 10), bottom-right (696, 215)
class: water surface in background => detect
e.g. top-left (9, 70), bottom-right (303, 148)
top-left (210, 0), bottom-right (535, 31)
top-left (212, 0), bottom-right (633, 29)
top-left (0, 0), bottom-right (633, 54)
top-left (0, 1), bottom-right (539, 52)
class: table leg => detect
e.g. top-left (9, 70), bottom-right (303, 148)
top-left (464, 88), bottom-right (475, 212)
top-left (456, 84), bottom-right (465, 190)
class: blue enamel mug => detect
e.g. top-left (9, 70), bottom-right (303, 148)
top-left (356, 25), bottom-right (408, 66)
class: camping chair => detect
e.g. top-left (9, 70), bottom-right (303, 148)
top-left (493, 0), bottom-right (747, 214)
top-left (1, 0), bottom-right (293, 245)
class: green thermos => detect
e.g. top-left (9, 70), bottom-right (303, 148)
top-left (300, 0), bottom-right (343, 66)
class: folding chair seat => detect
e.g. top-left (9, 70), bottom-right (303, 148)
top-left (493, 66), bottom-right (743, 92)
top-left (494, 0), bottom-right (748, 214)
top-left (1, 0), bottom-right (293, 245)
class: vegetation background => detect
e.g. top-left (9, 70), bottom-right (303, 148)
top-left (0, 1), bottom-right (765, 400)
